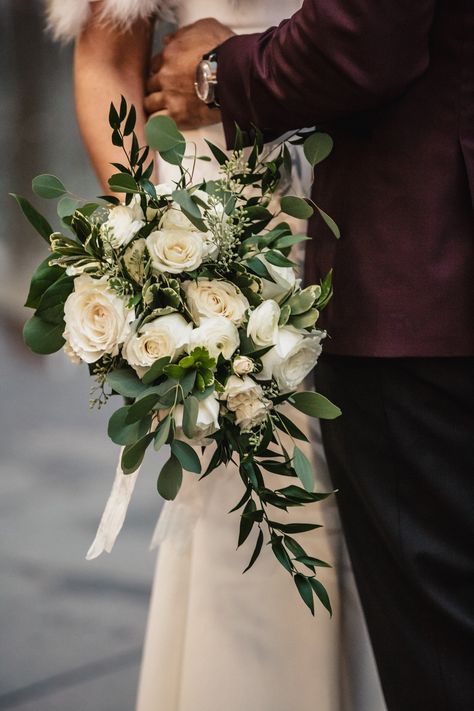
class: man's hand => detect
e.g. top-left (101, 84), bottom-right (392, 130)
top-left (144, 19), bottom-right (234, 130)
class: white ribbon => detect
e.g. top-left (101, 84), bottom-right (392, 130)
top-left (86, 447), bottom-right (142, 560)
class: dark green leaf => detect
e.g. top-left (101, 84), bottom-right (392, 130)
top-left (295, 574), bottom-right (314, 614)
top-left (106, 369), bottom-right (148, 398)
top-left (303, 132), bottom-right (334, 167)
top-left (271, 538), bottom-right (293, 573)
top-left (157, 454), bottom-right (183, 500)
top-left (238, 499), bottom-right (256, 547)
top-left (125, 393), bottom-right (161, 423)
top-left (172, 189), bottom-right (202, 219)
top-left (118, 96), bottom-right (127, 121)
top-left (296, 555), bottom-right (331, 569)
top-left (204, 139), bottom-right (228, 165)
top-left (283, 535), bottom-right (306, 559)
top-left (293, 445), bottom-right (314, 492)
top-left (171, 440), bottom-right (201, 473)
top-left (280, 195), bottom-right (314, 219)
top-left (145, 115), bottom-right (185, 152)
top-left (108, 173), bottom-right (139, 194)
top-left (309, 577), bottom-right (332, 615)
top-left (10, 193), bottom-right (53, 243)
top-left (269, 522), bottom-right (322, 534)
top-left (123, 105), bottom-right (136, 136)
top-left (163, 364), bottom-right (184, 379)
top-left (109, 102), bottom-right (121, 128)
top-left (36, 275), bottom-right (74, 324)
top-left (23, 316), bottom-right (65, 354)
top-left (182, 395), bottom-right (199, 439)
top-left (229, 485), bottom-right (252, 513)
top-left (275, 412), bottom-right (309, 441)
top-left (141, 356), bottom-right (171, 385)
top-left (290, 391), bottom-right (341, 420)
top-left (159, 142), bottom-right (186, 167)
top-left (245, 256), bottom-right (275, 282)
top-left (154, 415), bottom-right (171, 451)
top-left (264, 250), bottom-right (296, 268)
top-left (32, 174), bottom-right (66, 199)
top-left (316, 205), bottom-right (340, 239)
top-left (121, 432), bottom-right (154, 474)
top-left (25, 256), bottom-right (64, 309)
top-left (243, 529), bottom-right (264, 573)
top-left (273, 233), bottom-right (311, 250)
top-left (108, 407), bottom-right (151, 445)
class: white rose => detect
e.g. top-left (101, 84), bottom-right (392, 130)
top-left (183, 279), bottom-right (249, 326)
top-left (146, 229), bottom-right (204, 274)
top-left (222, 375), bottom-right (270, 431)
top-left (63, 274), bottom-right (134, 363)
top-left (188, 316), bottom-right (239, 360)
top-left (122, 313), bottom-right (192, 377)
top-left (102, 198), bottom-right (144, 249)
top-left (257, 327), bottom-right (325, 391)
top-left (174, 393), bottom-right (220, 445)
top-left (247, 299), bottom-right (280, 346)
top-left (154, 182), bottom-right (175, 198)
top-left (257, 253), bottom-right (296, 303)
top-left (160, 205), bottom-right (196, 232)
top-left (233, 355), bottom-right (254, 375)
top-left (63, 340), bottom-right (81, 364)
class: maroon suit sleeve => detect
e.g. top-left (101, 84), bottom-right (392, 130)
top-left (217, 0), bottom-right (436, 145)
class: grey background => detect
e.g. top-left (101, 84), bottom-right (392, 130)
top-left (0, 3), bottom-right (166, 709)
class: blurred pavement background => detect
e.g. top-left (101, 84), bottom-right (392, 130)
top-left (0, 3), bottom-right (166, 709)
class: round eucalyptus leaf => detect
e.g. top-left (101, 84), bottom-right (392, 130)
top-left (157, 454), bottom-right (183, 501)
top-left (32, 174), bottom-right (66, 199)
top-left (280, 196), bottom-right (314, 219)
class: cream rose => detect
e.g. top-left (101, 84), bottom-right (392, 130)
top-left (232, 355), bottom-right (254, 375)
top-left (63, 274), bottom-right (134, 363)
top-left (146, 229), bottom-right (204, 274)
top-left (122, 313), bottom-right (192, 377)
top-left (234, 398), bottom-right (269, 431)
top-left (257, 327), bottom-right (325, 391)
top-left (257, 252), bottom-right (296, 303)
top-left (160, 205), bottom-right (195, 232)
top-left (174, 393), bottom-right (220, 445)
top-left (222, 375), bottom-right (270, 431)
top-left (183, 279), bottom-right (249, 326)
top-left (188, 316), bottom-right (239, 360)
top-left (102, 198), bottom-right (144, 249)
top-left (247, 299), bottom-right (280, 346)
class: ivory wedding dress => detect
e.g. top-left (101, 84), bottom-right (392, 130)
top-left (47, 1), bottom-right (386, 709)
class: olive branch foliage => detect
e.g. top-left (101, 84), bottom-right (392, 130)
top-left (14, 97), bottom-right (341, 614)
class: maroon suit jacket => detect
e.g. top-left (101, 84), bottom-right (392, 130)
top-left (217, 0), bottom-right (474, 357)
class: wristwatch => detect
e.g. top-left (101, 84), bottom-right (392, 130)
top-left (194, 50), bottom-right (219, 109)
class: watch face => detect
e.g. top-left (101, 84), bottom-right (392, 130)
top-left (195, 61), bottom-right (212, 102)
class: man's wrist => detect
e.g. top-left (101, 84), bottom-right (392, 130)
top-left (194, 48), bottom-right (220, 109)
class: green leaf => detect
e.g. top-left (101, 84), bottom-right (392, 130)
top-left (309, 577), bottom-right (332, 616)
top-left (36, 275), bottom-right (74, 324)
top-left (172, 189), bottom-right (202, 219)
top-left (157, 454), bottom-right (183, 500)
top-left (108, 407), bottom-right (151, 445)
top-left (264, 250), bottom-right (296, 268)
top-left (141, 356), bottom-right (171, 385)
top-left (269, 522), bottom-right (322, 534)
top-left (316, 205), bottom-right (340, 239)
top-left (204, 139), bottom-right (228, 165)
top-left (182, 396), bottom-right (199, 439)
top-left (163, 364), bottom-right (185, 379)
top-left (245, 256), bottom-right (275, 282)
top-left (25, 256), bottom-right (64, 309)
top-left (273, 233), bottom-right (311, 250)
top-left (290, 391), bottom-right (341, 420)
top-left (293, 445), bottom-right (314, 492)
top-left (145, 115), bottom-right (185, 152)
top-left (125, 393), bottom-right (161, 423)
top-left (290, 308), bottom-right (320, 329)
top-left (303, 132), bottom-right (334, 167)
top-left (288, 289), bottom-right (317, 316)
top-left (271, 537), bottom-right (294, 573)
top-left (151, 417), bottom-right (170, 453)
top-left (171, 440), bottom-right (201, 473)
top-left (23, 315), bottom-right (65, 354)
top-left (57, 196), bottom-right (80, 220)
top-left (106, 369), bottom-right (148, 398)
top-left (283, 535), bottom-right (306, 559)
top-left (280, 196), bottom-right (314, 219)
top-left (238, 499), bottom-right (256, 547)
top-left (296, 555), bottom-right (332, 569)
top-left (294, 574), bottom-right (314, 614)
top-left (32, 174), bottom-right (66, 199)
top-left (159, 143), bottom-right (186, 167)
top-left (275, 412), bottom-right (309, 441)
top-left (124, 105), bottom-right (136, 136)
top-left (109, 102), bottom-right (121, 129)
top-left (121, 432), bottom-right (154, 474)
top-left (108, 173), bottom-right (139, 194)
top-left (243, 529), bottom-right (264, 573)
top-left (229, 485), bottom-right (252, 513)
top-left (10, 193), bottom-right (53, 243)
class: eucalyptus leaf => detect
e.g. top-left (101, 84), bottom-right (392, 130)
top-left (316, 205), bottom-right (340, 239)
top-left (290, 391), bottom-right (341, 419)
top-left (36, 275), bottom-right (74, 324)
top-left (157, 454), bottom-right (183, 500)
top-left (280, 196), bottom-right (314, 219)
top-left (303, 132), bottom-right (334, 166)
top-left (25, 256), bottom-right (64, 309)
top-left (145, 115), bottom-right (185, 152)
top-left (293, 445), bottom-right (314, 492)
top-left (121, 432), bottom-right (154, 474)
top-left (108, 407), bottom-right (151, 445)
top-left (106, 369), bottom-right (148, 398)
top-left (32, 174), bottom-right (66, 199)
top-left (23, 316), bottom-right (65, 354)
top-left (154, 415), bottom-right (171, 451)
top-left (171, 440), bottom-right (201, 473)
top-left (273, 233), bottom-right (311, 250)
top-left (141, 356), bottom-right (171, 385)
top-left (172, 189), bottom-right (202, 219)
top-left (182, 396), bottom-right (199, 439)
top-left (125, 393), bottom-right (161, 424)
top-left (10, 193), bottom-right (53, 243)
top-left (108, 173), bottom-right (139, 194)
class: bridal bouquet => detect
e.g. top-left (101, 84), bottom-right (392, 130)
top-left (14, 99), bottom-right (340, 614)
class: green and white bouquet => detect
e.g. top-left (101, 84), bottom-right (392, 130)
top-left (14, 99), bottom-right (341, 614)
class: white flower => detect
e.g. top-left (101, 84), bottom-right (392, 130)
top-left (63, 274), bottom-right (134, 363)
top-left (183, 279), bottom-right (249, 326)
top-left (161, 205), bottom-right (195, 232)
top-left (63, 340), bottom-right (81, 364)
top-left (257, 253), bottom-right (296, 303)
top-left (154, 182), bottom-right (175, 198)
top-left (122, 313), bottom-right (192, 378)
top-left (146, 229), bottom-right (204, 274)
top-left (233, 355), bottom-right (254, 375)
top-left (174, 394), bottom-right (220, 445)
top-left (222, 375), bottom-right (270, 431)
top-left (247, 299), bottom-right (280, 346)
top-left (102, 198), bottom-right (144, 249)
top-left (188, 316), bottom-right (239, 360)
top-left (257, 327), bottom-right (325, 391)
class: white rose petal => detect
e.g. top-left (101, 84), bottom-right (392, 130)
top-left (146, 229), bottom-right (204, 274)
top-left (222, 375), bottom-right (270, 431)
top-left (160, 205), bottom-right (196, 232)
top-left (63, 274), bottom-right (134, 363)
top-left (232, 355), bottom-right (254, 375)
top-left (122, 313), bottom-right (192, 378)
top-left (174, 393), bottom-right (220, 445)
top-left (247, 299), bottom-right (280, 347)
top-left (102, 198), bottom-right (145, 249)
top-left (183, 279), bottom-right (249, 326)
top-left (188, 316), bottom-right (239, 360)
top-left (234, 398), bottom-right (269, 431)
top-left (257, 253), bottom-right (296, 303)
top-left (257, 327), bottom-right (325, 391)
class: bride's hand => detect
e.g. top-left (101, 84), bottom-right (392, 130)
top-left (144, 19), bottom-right (234, 130)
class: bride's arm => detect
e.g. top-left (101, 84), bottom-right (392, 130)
top-left (74, 3), bottom-right (154, 190)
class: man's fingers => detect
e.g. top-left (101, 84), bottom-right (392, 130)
top-left (150, 52), bottom-right (164, 73)
top-left (146, 70), bottom-right (163, 93)
top-left (144, 92), bottom-right (167, 116)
